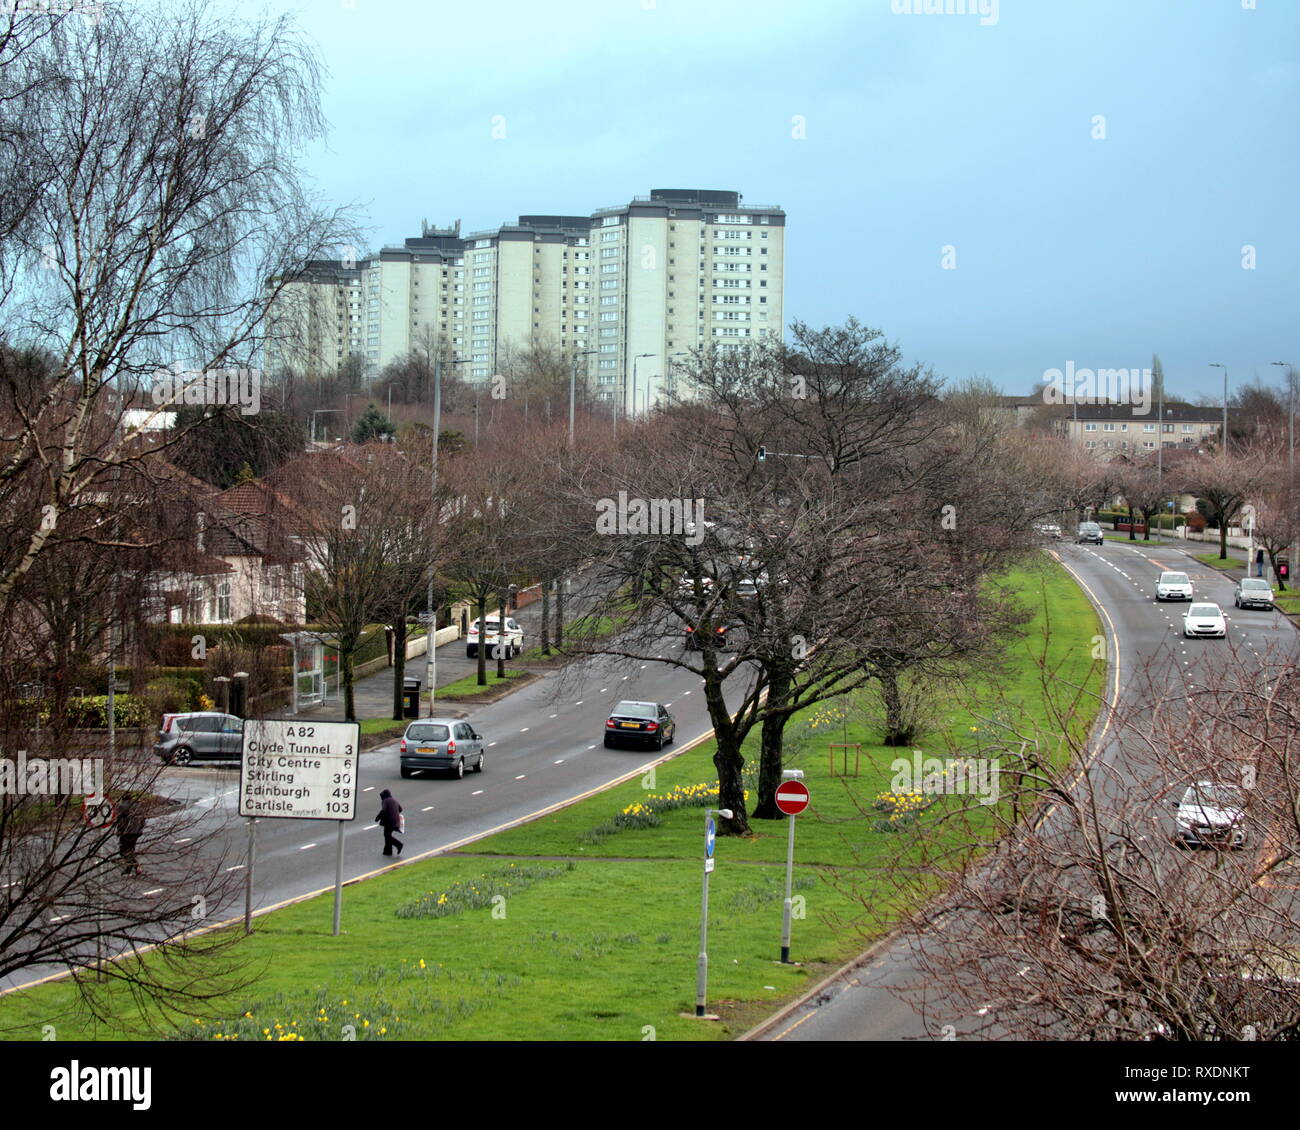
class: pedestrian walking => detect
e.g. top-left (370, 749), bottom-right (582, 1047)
top-left (116, 792), bottom-right (146, 876)
top-left (376, 788), bottom-right (403, 856)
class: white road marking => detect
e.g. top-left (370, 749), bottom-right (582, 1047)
top-left (143, 888), bottom-right (163, 897)
top-left (472, 789), bottom-right (484, 796)
top-left (225, 864), bottom-right (245, 873)
top-left (174, 838), bottom-right (192, 845)
top-left (515, 774), bottom-right (526, 780)
top-left (554, 759), bottom-right (565, 764)
top-left (489, 741), bottom-right (498, 747)
top-left (587, 744), bottom-right (597, 750)
top-left (299, 843), bottom-right (317, 851)
top-left (363, 786), bottom-right (375, 792)
top-left (363, 824), bottom-right (377, 830)
top-left (549, 714), bottom-right (558, 719)
top-left (520, 727), bottom-right (529, 732)
top-left (422, 805), bottom-right (435, 812)
top-left (575, 700), bottom-right (583, 705)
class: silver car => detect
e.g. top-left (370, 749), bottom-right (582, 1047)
top-left (1173, 782), bottom-right (1248, 849)
top-left (1235, 578), bottom-right (1274, 610)
top-left (400, 717), bottom-right (485, 779)
top-left (154, 711), bottom-right (245, 765)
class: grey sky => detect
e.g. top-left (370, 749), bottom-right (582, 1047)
top-left (272, 0), bottom-right (1298, 403)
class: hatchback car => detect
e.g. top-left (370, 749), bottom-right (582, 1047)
top-left (1034, 522), bottom-right (1062, 539)
top-left (1076, 522), bottom-right (1103, 544)
top-left (604, 701), bottom-right (676, 750)
top-left (684, 622), bottom-right (728, 650)
top-left (1155, 571), bottom-right (1193, 602)
top-left (400, 717), bottom-right (485, 779)
top-left (1172, 782), bottom-right (1248, 848)
top-left (1235, 578), bottom-right (1275, 610)
top-left (1183, 602), bottom-right (1227, 638)
top-left (154, 711), bottom-right (245, 765)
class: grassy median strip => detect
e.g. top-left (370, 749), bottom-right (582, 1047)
top-left (0, 555), bottom-right (1102, 1041)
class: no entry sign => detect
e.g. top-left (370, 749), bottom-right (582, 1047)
top-left (775, 780), bottom-right (809, 816)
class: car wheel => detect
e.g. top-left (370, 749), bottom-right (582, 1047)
top-left (474, 752), bottom-right (485, 773)
top-left (665, 727), bottom-right (674, 745)
top-left (603, 735), bottom-right (615, 748)
top-left (400, 766), bottom-right (412, 778)
top-left (172, 746), bottom-right (193, 766)
top-left (654, 734), bottom-right (664, 751)
top-left (453, 758), bottom-right (464, 779)
top-left (466, 646), bottom-right (477, 658)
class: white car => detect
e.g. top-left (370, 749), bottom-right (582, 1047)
top-left (1173, 781), bottom-right (1248, 848)
top-left (1155, 571), bottom-right (1193, 602)
top-left (1182, 602), bottom-right (1226, 639)
top-left (465, 614), bottom-right (523, 658)
top-left (1034, 522), bottom-right (1062, 539)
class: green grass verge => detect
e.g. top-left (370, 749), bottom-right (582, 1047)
top-left (1193, 552), bottom-right (1238, 570)
top-left (1273, 591), bottom-right (1300, 614)
top-left (0, 556), bottom-right (1103, 1042)
top-left (435, 668), bottom-right (528, 698)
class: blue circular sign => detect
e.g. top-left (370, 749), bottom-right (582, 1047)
top-left (706, 816), bottom-right (716, 857)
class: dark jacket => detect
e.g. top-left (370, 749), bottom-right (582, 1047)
top-left (376, 790), bottom-right (402, 830)
top-left (117, 795), bottom-right (146, 836)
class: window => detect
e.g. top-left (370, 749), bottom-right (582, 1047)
top-left (1143, 423), bottom-right (1156, 432)
top-left (601, 247), bottom-right (619, 258)
top-left (599, 328), bottom-right (616, 337)
top-left (473, 282), bottom-right (490, 291)
top-left (473, 267), bottom-right (490, 276)
top-left (715, 214), bottom-right (751, 225)
top-left (215, 578), bottom-right (231, 623)
top-left (601, 215), bottom-right (620, 226)
top-left (1103, 423), bottom-right (1116, 432)
top-left (598, 359), bottom-right (616, 369)
top-left (1084, 423), bottom-right (1098, 431)
top-left (1182, 424), bottom-right (1194, 432)
top-left (474, 252), bottom-right (492, 263)
top-left (599, 344), bottom-right (616, 353)
top-left (600, 312), bottom-right (618, 321)
top-left (474, 239), bottom-right (491, 249)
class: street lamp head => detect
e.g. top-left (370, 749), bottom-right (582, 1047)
top-left (716, 809), bottom-right (734, 820)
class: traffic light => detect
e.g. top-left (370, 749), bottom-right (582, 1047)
top-left (757, 446), bottom-right (766, 462)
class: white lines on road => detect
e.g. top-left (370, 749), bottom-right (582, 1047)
top-left (488, 741), bottom-right (498, 747)
top-left (600, 688), bottom-right (607, 693)
top-left (640, 664), bottom-right (647, 669)
top-left (472, 789), bottom-right (484, 796)
top-left (554, 759), bottom-right (565, 765)
top-left (622, 675), bottom-right (629, 680)
top-left (421, 805), bottom-right (435, 812)
top-left (363, 786), bottom-right (375, 792)
top-left (225, 864), bottom-right (245, 873)
top-left (363, 824), bottom-right (377, 831)
top-left (587, 744), bottom-right (597, 750)
top-left (575, 700), bottom-right (583, 706)
top-left (174, 837), bottom-right (192, 845)
top-left (50, 915), bottom-right (67, 923)
top-left (549, 714), bottom-right (558, 719)
top-left (299, 843), bottom-right (317, 851)
top-left (682, 690), bottom-right (691, 696)
top-left (520, 727), bottom-right (530, 733)
top-left (515, 774), bottom-right (526, 780)
top-left (142, 888), bottom-right (163, 897)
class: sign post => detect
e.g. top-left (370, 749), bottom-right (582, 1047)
top-left (695, 807), bottom-right (731, 1019)
top-left (775, 772), bottom-right (809, 964)
top-left (239, 719), bottom-right (360, 935)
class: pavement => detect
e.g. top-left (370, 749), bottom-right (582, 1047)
top-left (268, 591), bottom-right (554, 723)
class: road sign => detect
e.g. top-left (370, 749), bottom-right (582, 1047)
top-left (775, 780), bottom-right (810, 816)
top-left (417, 612), bottom-right (436, 622)
top-left (704, 857), bottom-right (714, 873)
top-left (238, 719), bottom-right (360, 821)
top-left (705, 816), bottom-right (716, 858)
top-left (82, 796), bottom-right (115, 828)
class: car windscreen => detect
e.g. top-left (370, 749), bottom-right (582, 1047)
top-left (1188, 604), bottom-right (1219, 616)
top-left (1080, 523), bottom-right (1100, 531)
top-left (1192, 785), bottom-right (1243, 809)
top-left (406, 724), bottom-right (450, 742)
top-left (1241, 579), bottom-right (1270, 590)
top-left (612, 702), bottom-right (656, 718)
top-left (1160, 573), bottom-right (1189, 584)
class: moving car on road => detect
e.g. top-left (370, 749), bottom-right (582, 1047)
top-left (604, 700), bottom-right (676, 750)
top-left (684, 622), bottom-right (728, 650)
top-left (465, 614), bottom-right (523, 659)
top-left (1235, 578), bottom-right (1275, 610)
top-left (154, 711), bottom-right (244, 765)
top-left (1172, 781), bottom-right (1248, 849)
top-left (1076, 521), bottom-right (1103, 544)
top-left (1182, 602), bottom-right (1227, 638)
top-left (1155, 571), bottom-right (1193, 602)
top-left (1034, 522), bottom-right (1062, 539)
top-left (400, 717), bottom-right (485, 779)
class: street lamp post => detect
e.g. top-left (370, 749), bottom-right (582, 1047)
top-left (1273, 361), bottom-right (1295, 582)
top-left (570, 349), bottom-right (597, 448)
top-left (628, 353), bottom-right (654, 427)
top-left (1210, 363), bottom-right (1227, 451)
top-left (426, 355), bottom-right (474, 715)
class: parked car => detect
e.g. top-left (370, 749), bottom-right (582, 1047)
top-left (1076, 521), bottom-right (1103, 544)
top-left (604, 700), bottom-right (676, 750)
top-left (154, 711), bottom-right (245, 765)
top-left (1172, 781), bottom-right (1248, 848)
top-left (1182, 602), bottom-right (1227, 638)
top-left (400, 717), bottom-right (485, 779)
top-left (1235, 577), bottom-right (1275, 610)
top-left (465, 614), bottom-right (523, 659)
top-left (1155, 571), bottom-right (1193, 602)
